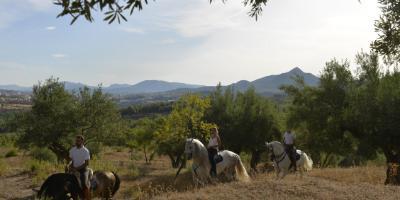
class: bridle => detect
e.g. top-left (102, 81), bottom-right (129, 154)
top-left (269, 144), bottom-right (286, 166)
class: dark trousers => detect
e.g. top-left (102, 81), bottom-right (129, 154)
top-left (284, 144), bottom-right (297, 170)
top-left (208, 148), bottom-right (218, 176)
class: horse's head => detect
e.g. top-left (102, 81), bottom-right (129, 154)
top-left (185, 138), bottom-right (196, 160)
top-left (265, 141), bottom-right (273, 151)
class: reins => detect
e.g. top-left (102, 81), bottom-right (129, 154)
top-left (270, 145), bottom-right (287, 168)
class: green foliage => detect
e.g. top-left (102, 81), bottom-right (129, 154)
top-left (283, 52), bottom-right (400, 167)
top-left (54, 0), bottom-right (269, 24)
top-left (206, 85), bottom-right (281, 168)
top-left (0, 133), bottom-right (19, 147)
top-left (30, 148), bottom-right (57, 163)
top-left (156, 94), bottom-right (214, 168)
top-left (281, 60), bottom-right (358, 166)
top-left (372, 0), bottom-right (400, 64)
top-left (120, 102), bottom-right (173, 119)
top-left (125, 117), bottom-right (159, 163)
top-left (5, 148), bottom-right (18, 158)
top-left (15, 77), bottom-right (122, 161)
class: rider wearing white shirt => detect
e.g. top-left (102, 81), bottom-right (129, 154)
top-left (207, 127), bottom-right (221, 177)
top-left (283, 130), bottom-right (297, 171)
top-left (68, 135), bottom-right (91, 200)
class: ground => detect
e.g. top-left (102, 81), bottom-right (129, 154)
top-left (0, 147), bottom-right (399, 200)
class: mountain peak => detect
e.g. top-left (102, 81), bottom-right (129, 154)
top-left (288, 67), bottom-right (304, 74)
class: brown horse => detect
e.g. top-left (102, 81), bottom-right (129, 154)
top-left (65, 166), bottom-right (120, 200)
top-left (91, 170), bottom-right (120, 199)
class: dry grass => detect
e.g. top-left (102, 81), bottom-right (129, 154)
top-left (1, 146), bottom-right (399, 200)
top-left (154, 170), bottom-right (399, 200)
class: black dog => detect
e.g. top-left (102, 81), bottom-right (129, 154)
top-left (37, 173), bottom-right (83, 200)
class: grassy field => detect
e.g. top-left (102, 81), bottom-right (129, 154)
top-left (0, 146), bottom-right (399, 200)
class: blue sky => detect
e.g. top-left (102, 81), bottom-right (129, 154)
top-left (0, 0), bottom-right (380, 86)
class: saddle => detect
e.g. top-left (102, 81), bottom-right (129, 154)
top-left (285, 148), bottom-right (301, 161)
top-left (214, 153), bottom-right (224, 164)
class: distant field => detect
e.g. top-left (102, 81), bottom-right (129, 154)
top-left (0, 103), bottom-right (31, 111)
top-left (0, 147), bottom-right (399, 200)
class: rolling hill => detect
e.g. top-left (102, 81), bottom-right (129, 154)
top-left (0, 67), bottom-right (319, 104)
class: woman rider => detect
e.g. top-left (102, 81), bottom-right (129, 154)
top-left (207, 127), bottom-right (222, 177)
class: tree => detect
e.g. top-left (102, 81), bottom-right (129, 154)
top-left (126, 117), bottom-right (159, 163)
top-left (16, 78), bottom-right (122, 161)
top-left (206, 85), bottom-right (281, 170)
top-left (54, 0), bottom-right (269, 24)
top-left (371, 0), bottom-right (400, 64)
top-left (348, 52), bottom-right (400, 184)
top-left (156, 94), bottom-right (214, 168)
top-left (282, 60), bottom-right (359, 167)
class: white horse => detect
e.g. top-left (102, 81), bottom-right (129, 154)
top-left (265, 141), bottom-right (313, 179)
top-left (184, 138), bottom-right (250, 186)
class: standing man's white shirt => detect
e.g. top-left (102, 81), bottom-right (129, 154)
top-left (69, 146), bottom-right (90, 168)
top-left (284, 132), bottom-right (295, 145)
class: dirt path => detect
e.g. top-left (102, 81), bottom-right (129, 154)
top-left (0, 172), bottom-right (34, 200)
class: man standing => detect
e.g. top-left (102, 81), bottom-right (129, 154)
top-left (69, 135), bottom-right (91, 200)
top-left (283, 130), bottom-right (296, 171)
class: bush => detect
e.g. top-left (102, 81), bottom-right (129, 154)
top-left (5, 148), bottom-right (18, 157)
top-left (30, 148), bottom-right (57, 163)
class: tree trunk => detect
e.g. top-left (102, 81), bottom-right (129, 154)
top-left (168, 153), bottom-right (183, 168)
top-left (143, 146), bottom-right (148, 164)
top-left (384, 150), bottom-right (400, 185)
top-left (48, 142), bottom-right (69, 163)
top-left (321, 153), bottom-right (332, 168)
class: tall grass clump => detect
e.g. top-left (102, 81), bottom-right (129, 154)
top-left (0, 159), bottom-right (9, 176)
top-left (5, 148), bottom-right (18, 157)
top-left (30, 148), bottom-right (57, 163)
top-left (24, 159), bottom-right (64, 187)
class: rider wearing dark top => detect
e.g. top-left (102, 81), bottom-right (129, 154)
top-left (207, 127), bottom-right (221, 177)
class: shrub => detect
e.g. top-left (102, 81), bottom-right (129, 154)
top-left (5, 148), bottom-right (18, 157)
top-left (30, 148), bottom-right (57, 163)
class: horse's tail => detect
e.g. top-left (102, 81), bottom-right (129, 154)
top-left (111, 171), bottom-right (121, 196)
top-left (235, 156), bottom-right (250, 182)
top-left (302, 152), bottom-right (313, 171)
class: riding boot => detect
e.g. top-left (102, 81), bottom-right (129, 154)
top-left (83, 187), bottom-right (91, 200)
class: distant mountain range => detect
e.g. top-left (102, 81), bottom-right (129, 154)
top-left (0, 67), bottom-right (319, 98)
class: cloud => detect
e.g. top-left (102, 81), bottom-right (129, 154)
top-left (160, 39), bottom-right (176, 45)
top-left (0, 0), bottom-right (53, 29)
top-left (154, 0), bottom-right (244, 38)
top-left (52, 54), bottom-right (67, 58)
top-left (27, 0), bottom-right (53, 11)
top-left (120, 27), bottom-right (145, 34)
top-left (46, 26), bottom-right (56, 31)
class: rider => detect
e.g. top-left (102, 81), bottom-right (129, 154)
top-left (283, 130), bottom-right (297, 171)
top-left (207, 127), bottom-right (221, 177)
top-left (68, 135), bottom-right (91, 200)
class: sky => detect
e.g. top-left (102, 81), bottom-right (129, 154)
top-left (0, 0), bottom-right (380, 87)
